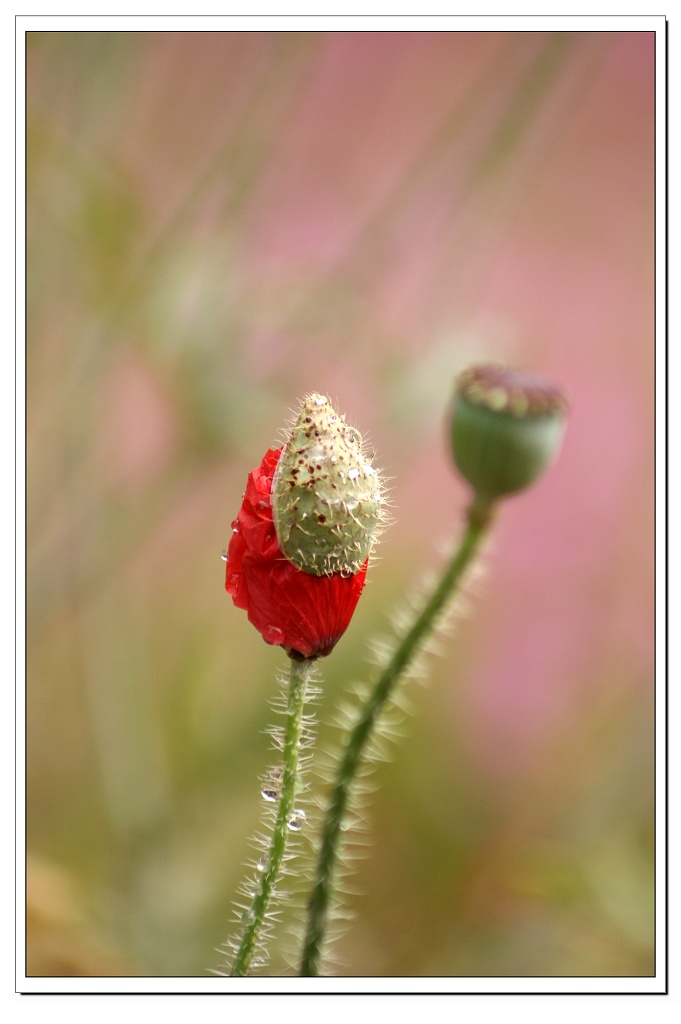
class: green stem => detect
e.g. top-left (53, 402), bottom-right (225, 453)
top-left (299, 498), bottom-right (495, 976)
top-left (230, 655), bottom-right (316, 977)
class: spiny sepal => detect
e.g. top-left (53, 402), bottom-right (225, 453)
top-left (272, 394), bottom-right (385, 577)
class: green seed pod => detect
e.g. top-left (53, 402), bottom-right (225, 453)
top-left (272, 394), bottom-right (385, 576)
top-left (451, 364), bottom-right (568, 504)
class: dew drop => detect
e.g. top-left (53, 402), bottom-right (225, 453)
top-left (256, 499), bottom-right (270, 515)
top-left (231, 519), bottom-right (240, 533)
top-left (255, 855), bottom-right (268, 873)
top-left (261, 764), bottom-right (283, 800)
top-left (220, 549), bottom-right (228, 561)
top-left (287, 809), bottom-right (306, 832)
top-left (264, 623), bottom-right (284, 645)
top-left (347, 467), bottom-right (360, 480)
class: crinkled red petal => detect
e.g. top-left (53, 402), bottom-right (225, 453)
top-left (225, 446), bottom-right (368, 658)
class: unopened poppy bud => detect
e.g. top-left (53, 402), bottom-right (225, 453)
top-left (451, 364), bottom-right (568, 504)
top-left (272, 394), bottom-right (385, 577)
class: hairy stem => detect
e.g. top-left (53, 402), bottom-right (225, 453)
top-left (299, 498), bottom-right (494, 976)
top-left (230, 655), bottom-right (316, 977)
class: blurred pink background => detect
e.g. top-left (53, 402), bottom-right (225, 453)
top-left (27, 30), bottom-right (655, 977)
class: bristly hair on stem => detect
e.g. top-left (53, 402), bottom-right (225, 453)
top-left (214, 655), bottom-right (319, 977)
top-left (299, 498), bottom-right (494, 976)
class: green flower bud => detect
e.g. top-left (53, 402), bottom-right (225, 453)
top-left (450, 364), bottom-right (568, 504)
top-left (272, 394), bottom-right (386, 577)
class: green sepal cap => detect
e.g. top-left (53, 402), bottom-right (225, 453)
top-left (451, 364), bottom-right (568, 504)
top-left (272, 394), bottom-right (385, 577)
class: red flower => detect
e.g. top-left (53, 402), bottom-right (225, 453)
top-left (225, 447), bottom-right (368, 659)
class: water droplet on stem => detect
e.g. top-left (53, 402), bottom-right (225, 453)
top-left (287, 809), bottom-right (306, 832)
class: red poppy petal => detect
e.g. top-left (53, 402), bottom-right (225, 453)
top-left (225, 447), bottom-right (368, 658)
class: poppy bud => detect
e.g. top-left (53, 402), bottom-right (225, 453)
top-left (225, 396), bottom-right (386, 659)
top-left (451, 364), bottom-right (568, 505)
top-left (272, 394), bottom-right (383, 577)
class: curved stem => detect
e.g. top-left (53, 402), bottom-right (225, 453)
top-left (230, 655), bottom-right (316, 977)
top-left (299, 498), bottom-right (494, 976)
